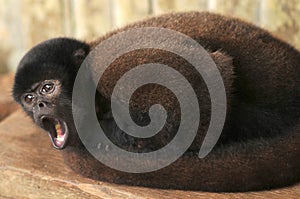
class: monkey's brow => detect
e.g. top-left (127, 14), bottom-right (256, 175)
top-left (27, 82), bottom-right (41, 92)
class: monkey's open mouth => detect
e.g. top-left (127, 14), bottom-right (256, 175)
top-left (41, 116), bottom-right (69, 150)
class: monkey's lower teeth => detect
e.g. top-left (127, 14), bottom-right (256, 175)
top-left (56, 136), bottom-right (64, 142)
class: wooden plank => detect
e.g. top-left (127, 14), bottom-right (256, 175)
top-left (0, 74), bottom-right (18, 121)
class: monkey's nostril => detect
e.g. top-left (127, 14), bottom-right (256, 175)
top-left (39, 102), bottom-right (45, 108)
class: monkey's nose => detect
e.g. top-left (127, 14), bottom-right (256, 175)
top-left (38, 101), bottom-right (46, 108)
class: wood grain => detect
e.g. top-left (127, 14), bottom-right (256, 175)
top-left (0, 74), bottom-right (18, 122)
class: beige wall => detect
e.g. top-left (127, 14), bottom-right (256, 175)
top-left (0, 0), bottom-right (300, 73)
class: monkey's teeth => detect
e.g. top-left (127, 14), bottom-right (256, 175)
top-left (55, 123), bottom-right (60, 131)
top-left (56, 137), bottom-right (64, 142)
top-left (54, 122), bottom-right (65, 143)
top-left (55, 123), bottom-right (63, 137)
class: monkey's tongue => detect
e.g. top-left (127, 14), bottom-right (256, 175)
top-left (41, 117), bottom-right (68, 150)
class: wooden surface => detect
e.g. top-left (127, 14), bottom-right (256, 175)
top-left (0, 75), bottom-right (18, 121)
top-left (0, 74), bottom-right (300, 198)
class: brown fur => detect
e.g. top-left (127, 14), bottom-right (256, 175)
top-left (62, 11), bottom-right (300, 191)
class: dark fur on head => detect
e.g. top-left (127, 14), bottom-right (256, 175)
top-left (13, 38), bottom-right (90, 103)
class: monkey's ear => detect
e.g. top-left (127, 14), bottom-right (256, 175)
top-left (73, 48), bottom-right (88, 66)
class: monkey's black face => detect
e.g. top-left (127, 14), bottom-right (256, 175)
top-left (12, 37), bottom-right (90, 150)
top-left (20, 79), bottom-right (70, 149)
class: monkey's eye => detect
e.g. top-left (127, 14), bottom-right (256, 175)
top-left (24, 94), bottom-right (35, 104)
top-left (41, 83), bottom-right (55, 94)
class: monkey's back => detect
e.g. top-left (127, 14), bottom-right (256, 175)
top-left (90, 11), bottom-right (300, 144)
top-left (64, 12), bottom-right (300, 191)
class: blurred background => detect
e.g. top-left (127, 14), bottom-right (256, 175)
top-left (0, 0), bottom-right (300, 74)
